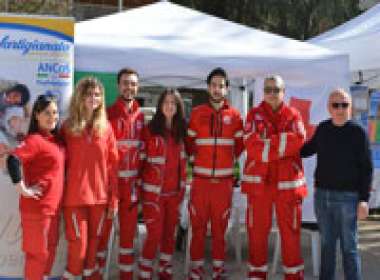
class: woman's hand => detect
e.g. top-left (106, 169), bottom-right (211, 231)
top-left (15, 181), bottom-right (42, 200)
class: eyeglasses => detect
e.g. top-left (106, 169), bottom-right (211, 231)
top-left (264, 87), bottom-right (281, 94)
top-left (331, 102), bottom-right (349, 109)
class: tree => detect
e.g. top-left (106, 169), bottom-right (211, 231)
top-left (0, 0), bottom-right (72, 16)
top-left (171, 0), bottom-right (362, 40)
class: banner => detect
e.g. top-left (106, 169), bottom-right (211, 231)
top-left (0, 14), bottom-right (74, 278)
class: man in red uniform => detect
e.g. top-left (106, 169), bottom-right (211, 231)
top-left (186, 67), bottom-right (244, 280)
top-left (242, 75), bottom-right (307, 280)
top-left (98, 68), bottom-right (145, 280)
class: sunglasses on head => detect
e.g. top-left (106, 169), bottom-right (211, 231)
top-left (331, 102), bottom-right (349, 109)
top-left (37, 94), bottom-right (57, 102)
top-left (264, 87), bottom-right (281, 94)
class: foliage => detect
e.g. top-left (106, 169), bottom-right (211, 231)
top-left (0, 0), bottom-right (72, 16)
top-left (171, 0), bottom-right (362, 40)
top-left (0, 0), bottom-right (364, 39)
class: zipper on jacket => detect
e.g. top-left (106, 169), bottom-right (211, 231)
top-left (177, 147), bottom-right (182, 191)
top-left (211, 112), bottom-right (219, 177)
top-left (210, 114), bottom-right (214, 136)
top-left (218, 113), bottom-right (223, 136)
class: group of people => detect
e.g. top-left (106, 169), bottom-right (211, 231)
top-left (5, 66), bottom-right (372, 280)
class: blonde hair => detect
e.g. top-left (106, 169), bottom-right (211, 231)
top-left (66, 77), bottom-right (108, 136)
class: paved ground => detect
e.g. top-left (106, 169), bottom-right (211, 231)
top-left (107, 217), bottom-right (380, 279)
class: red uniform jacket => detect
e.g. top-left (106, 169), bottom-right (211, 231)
top-left (186, 101), bottom-right (244, 178)
top-left (141, 127), bottom-right (187, 202)
top-left (107, 98), bottom-right (145, 194)
top-left (61, 122), bottom-right (119, 209)
top-left (13, 132), bottom-right (65, 215)
top-left (242, 101), bottom-right (307, 198)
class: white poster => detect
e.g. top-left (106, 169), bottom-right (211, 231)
top-left (0, 15), bottom-right (74, 278)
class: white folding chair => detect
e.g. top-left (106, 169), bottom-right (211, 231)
top-left (184, 222), bottom-right (192, 276)
top-left (230, 187), bottom-right (281, 270)
top-left (303, 227), bottom-right (320, 277)
top-left (228, 186), bottom-right (246, 266)
top-left (104, 216), bottom-right (118, 280)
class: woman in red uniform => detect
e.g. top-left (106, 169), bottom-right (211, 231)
top-left (61, 77), bottom-right (118, 280)
top-left (6, 94), bottom-right (64, 280)
top-left (138, 89), bottom-right (187, 280)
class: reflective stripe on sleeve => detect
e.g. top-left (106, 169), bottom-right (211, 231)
top-left (278, 178), bottom-right (305, 190)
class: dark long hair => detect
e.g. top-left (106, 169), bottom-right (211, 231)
top-left (28, 94), bottom-right (59, 136)
top-left (148, 88), bottom-right (186, 143)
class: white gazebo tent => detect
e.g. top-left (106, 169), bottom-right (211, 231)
top-left (310, 3), bottom-right (380, 87)
top-left (75, 1), bottom-right (350, 221)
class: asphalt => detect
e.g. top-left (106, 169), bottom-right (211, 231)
top-left (106, 217), bottom-right (380, 279)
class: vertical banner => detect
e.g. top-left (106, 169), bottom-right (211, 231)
top-left (350, 85), bottom-right (380, 208)
top-left (0, 14), bottom-right (74, 278)
top-left (367, 90), bottom-right (380, 208)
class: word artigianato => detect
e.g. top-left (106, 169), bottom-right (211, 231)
top-left (0, 35), bottom-right (70, 55)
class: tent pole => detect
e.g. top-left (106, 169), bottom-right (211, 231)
top-left (242, 78), bottom-right (248, 118)
top-left (239, 78), bottom-right (249, 187)
top-left (118, 0), bottom-right (123, 12)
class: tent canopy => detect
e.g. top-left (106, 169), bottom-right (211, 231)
top-left (310, 3), bottom-right (380, 72)
top-left (75, 1), bottom-right (348, 89)
top-left (75, 1), bottom-right (350, 222)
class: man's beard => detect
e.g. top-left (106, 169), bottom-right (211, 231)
top-left (209, 95), bottom-right (224, 104)
top-left (121, 95), bottom-right (133, 102)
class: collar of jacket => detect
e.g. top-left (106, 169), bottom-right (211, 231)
top-left (114, 97), bottom-right (140, 116)
top-left (207, 99), bottom-right (230, 112)
top-left (260, 101), bottom-right (287, 119)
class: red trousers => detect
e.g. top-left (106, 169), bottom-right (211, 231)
top-left (138, 194), bottom-right (181, 280)
top-left (63, 204), bottom-right (106, 280)
top-left (98, 180), bottom-right (138, 280)
top-left (21, 213), bottom-right (59, 280)
top-left (246, 186), bottom-right (304, 280)
top-left (188, 177), bottom-right (233, 280)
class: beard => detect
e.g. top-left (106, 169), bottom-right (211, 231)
top-left (209, 95), bottom-right (224, 104)
top-left (121, 95), bottom-right (133, 103)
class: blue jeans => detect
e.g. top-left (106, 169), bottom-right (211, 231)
top-left (314, 188), bottom-right (362, 280)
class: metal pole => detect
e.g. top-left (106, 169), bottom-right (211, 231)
top-left (242, 78), bottom-right (248, 117)
top-left (118, 0), bottom-right (123, 12)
